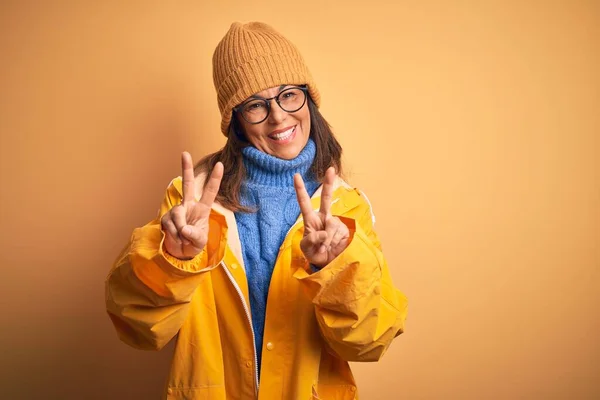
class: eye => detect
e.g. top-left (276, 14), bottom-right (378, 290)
top-left (281, 90), bottom-right (298, 99)
top-left (243, 101), bottom-right (266, 113)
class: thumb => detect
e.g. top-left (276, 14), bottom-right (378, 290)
top-left (305, 230), bottom-right (328, 245)
top-left (301, 230), bottom-right (329, 258)
top-left (181, 225), bottom-right (203, 244)
top-left (315, 231), bottom-right (328, 242)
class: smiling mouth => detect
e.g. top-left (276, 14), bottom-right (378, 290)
top-left (268, 126), bottom-right (296, 141)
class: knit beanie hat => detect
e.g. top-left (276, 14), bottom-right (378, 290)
top-left (212, 22), bottom-right (321, 136)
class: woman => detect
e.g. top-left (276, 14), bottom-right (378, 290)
top-left (106, 22), bottom-right (408, 400)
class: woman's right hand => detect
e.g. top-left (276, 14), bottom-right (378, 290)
top-left (161, 152), bottom-right (224, 260)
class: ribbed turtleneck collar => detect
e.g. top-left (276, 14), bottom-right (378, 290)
top-left (242, 139), bottom-right (317, 187)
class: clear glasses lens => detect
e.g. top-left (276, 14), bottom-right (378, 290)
top-left (241, 87), bottom-right (306, 124)
top-left (278, 87), bottom-right (305, 112)
top-left (242, 100), bottom-right (268, 123)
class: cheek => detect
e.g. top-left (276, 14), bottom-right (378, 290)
top-left (245, 129), bottom-right (260, 143)
top-left (240, 122), bottom-right (264, 144)
top-left (300, 111), bottom-right (311, 133)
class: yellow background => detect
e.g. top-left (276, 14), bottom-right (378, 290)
top-left (1, 1), bottom-right (598, 399)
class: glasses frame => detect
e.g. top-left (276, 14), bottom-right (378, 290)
top-left (233, 86), bottom-right (308, 125)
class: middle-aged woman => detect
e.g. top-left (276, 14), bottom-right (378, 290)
top-left (106, 21), bottom-right (408, 399)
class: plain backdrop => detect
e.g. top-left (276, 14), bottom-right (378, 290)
top-left (0, 1), bottom-right (598, 399)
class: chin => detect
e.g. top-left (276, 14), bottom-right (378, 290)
top-left (275, 146), bottom-right (304, 160)
top-left (272, 152), bottom-right (298, 160)
top-left (260, 134), bottom-right (308, 159)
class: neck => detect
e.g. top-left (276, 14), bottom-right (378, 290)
top-left (242, 139), bottom-right (316, 187)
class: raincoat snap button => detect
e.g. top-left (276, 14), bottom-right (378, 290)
top-left (266, 342), bottom-right (274, 350)
top-left (350, 386), bottom-right (356, 392)
top-left (231, 263), bottom-right (239, 269)
top-left (246, 360), bottom-right (252, 367)
top-left (167, 388), bottom-right (173, 395)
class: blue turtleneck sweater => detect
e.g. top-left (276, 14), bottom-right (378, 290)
top-left (235, 139), bottom-right (319, 372)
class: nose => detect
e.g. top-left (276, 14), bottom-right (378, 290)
top-left (267, 99), bottom-right (287, 125)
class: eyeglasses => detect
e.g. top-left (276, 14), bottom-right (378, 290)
top-left (233, 86), bottom-right (308, 124)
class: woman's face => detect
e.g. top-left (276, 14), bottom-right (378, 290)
top-left (236, 85), bottom-right (311, 160)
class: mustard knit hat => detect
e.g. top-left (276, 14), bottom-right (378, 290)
top-left (212, 22), bottom-right (321, 136)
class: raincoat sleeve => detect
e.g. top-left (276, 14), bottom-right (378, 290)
top-left (105, 178), bottom-right (227, 351)
top-left (296, 193), bottom-right (408, 362)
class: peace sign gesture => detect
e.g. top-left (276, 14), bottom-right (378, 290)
top-left (294, 167), bottom-right (350, 268)
top-left (161, 152), bottom-right (224, 260)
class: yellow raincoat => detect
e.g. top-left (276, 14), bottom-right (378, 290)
top-left (106, 173), bottom-right (408, 399)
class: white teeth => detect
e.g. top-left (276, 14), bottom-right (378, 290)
top-left (270, 127), bottom-right (294, 140)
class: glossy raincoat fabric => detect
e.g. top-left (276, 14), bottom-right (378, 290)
top-left (106, 174), bottom-right (408, 399)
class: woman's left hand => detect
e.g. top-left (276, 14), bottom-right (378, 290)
top-left (294, 167), bottom-right (350, 268)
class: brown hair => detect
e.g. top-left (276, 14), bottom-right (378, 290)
top-left (195, 96), bottom-right (343, 212)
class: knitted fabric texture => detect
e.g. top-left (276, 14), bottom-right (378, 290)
top-left (212, 21), bottom-right (321, 135)
top-left (234, 139), bottom-right (319, 372)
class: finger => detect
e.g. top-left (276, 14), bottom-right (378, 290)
top-left (294, 173), bottom-right (314, 220)
top-left (161, 215), bottom-right (180, 244)
top-left (332, 237), bottom-right (349, 254)
top-left (319, 167), bottom-right (336, 216)
top-left (171, 205), bottom-right (191, 245)
top-left (301, 230), bottom-right (328, 253)
top-left (181, 152), bottom-right (196, 204)
top-left (303, 230), bottom-right (328, 245)
top-left (180, 225), bottom-right (206, 249)
top-left (329, 226), bottom-right (348, 250)
top-left (321, 217), bottom-right (340, 249)
top-left (163, 230), bottom-right (181, 255)
top-left (199, 162), bottom-right (224, 208)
